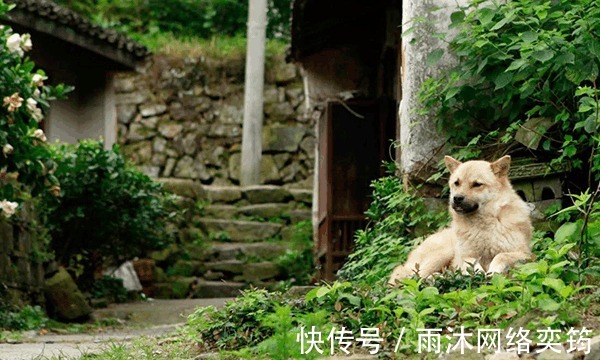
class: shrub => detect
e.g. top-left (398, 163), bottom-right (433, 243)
top-left (40, 140), bottom-right (175, 288)
top-left (0, 0), bottom-right (70, 210)
top-left (418, 0), bottom-right (600, 177)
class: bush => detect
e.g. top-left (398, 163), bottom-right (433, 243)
top-left (418, 0), bottom-right (600, 177)
top-left (40, 140), bottom-right (175, 288)
top-left (0, 0), bottom-right (70, 210)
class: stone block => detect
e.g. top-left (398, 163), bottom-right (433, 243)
top-left (171, 277), bottom-right (197, 299)
top-left (244, 185), bottom-right (292, 204)
top-left (158, 122), bottom-right (183, 139)
top-left (206, 260), bottom-right (244, 274)
top-left (242, 262), bottom-right (281, 282)
top-left (117, 105), bottom-right (137, 124)
top-left (260, 155), bottom-right (280, 184)
top-left (240, 203), bottom-right (290, 220)
top-left (289, 189), bottom-right (313, 205)
top-left (274, 63), bottom-right (297, 84)
top-left (192, 280), bottom-right (245, 298)
top-left (262, 126), bottom-right (306, 152)
top-left (132, 259), bottom-right (156, 283)
top-left (44, 268), bottom-right (92, 321)
top-left (197, 218), bottom-right (282, 242)
top-left (159, 178), bottom-right (206, 199)
top-left (140, 103), bottom-right (167, 117)
top-left (174, 156), bottom-right (211, 181)
top-left (204, 186), bottom-right (243, 204)
top-left (0, 221), bottom-right (14, 254)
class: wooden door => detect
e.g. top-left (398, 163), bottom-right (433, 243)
top-left (317, 98), bottom-right (395, 280)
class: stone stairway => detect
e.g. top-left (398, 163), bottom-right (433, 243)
top-left (145, 179), bottom-right (312, 299)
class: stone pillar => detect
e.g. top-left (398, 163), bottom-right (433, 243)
top-left (400, 0), bottom-right (468, 180)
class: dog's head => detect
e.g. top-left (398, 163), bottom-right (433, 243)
top-left (444, 155), bottom-right (511, 214)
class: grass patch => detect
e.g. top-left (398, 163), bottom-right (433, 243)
top-left (132, 33), bottom-right (288, 60)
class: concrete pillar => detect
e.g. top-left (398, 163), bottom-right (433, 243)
top-left (241, 0), bottom-right (268, 186)
top-left (400, 0), bottom-right (468, 179)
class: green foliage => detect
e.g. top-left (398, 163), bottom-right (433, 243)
top-left (275, 220), bottom-right (315, 286)
top-left (54, 0), bottom-right (291, 40)
top-left (91, 276), bottom-right (128, 304)
top-left (40, 140), bottom-right (175, 287)
top-left (418, 0), bottom-right (600, 175)
top-left (0, 0), bottom-right (71, 207)
top-left (0, 304), bottom-right (47, 331)
top-left (337, 172), bottom-right (449, 284)
top-left (184, 289), bottom-right (278, 351)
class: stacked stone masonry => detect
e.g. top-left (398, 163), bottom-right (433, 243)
top-left (0, 214), bottom-right (46, 305)
top-left (115, 54), bottom-right (315, 187)
top-left (141, 178), bottom-right (313, 299)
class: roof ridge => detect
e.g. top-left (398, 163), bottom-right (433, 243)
top-left (8, 0), bottom-right (149, 58)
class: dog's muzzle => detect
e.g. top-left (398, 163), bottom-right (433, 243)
top-left (451, 195), bottom-right (479, 213)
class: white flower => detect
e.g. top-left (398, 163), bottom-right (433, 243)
top-left (21, 34), bottom-right (32, 52)
top-left (26, 98), bottom-right (37, 111)
top-left (3, 92), bottom-right (23, 112)
top-left (6, 33), bottom-right (23, 56)
top-left (25, 98), bottom-right (43, 122)
top-left (32, 129), bottom-right (47, 142)
top-left (2, 144), bottom-right (13, 155)
top-left (32, 74), bottom-right (46, 87)
top-left (0, 200), bottom-right (18, 218)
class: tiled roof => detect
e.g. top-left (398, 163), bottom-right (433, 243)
top-left (7, 0), bottom-right (149, 60)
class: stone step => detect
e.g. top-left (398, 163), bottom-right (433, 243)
top-left (209, 242), bottom-right (286, 261)
top-left (192, 280), bottom-right (246, 298)
top-left (203, 203), bottom-right (291, 220)
top-left (159, 178), bottom-right (205, 199)
top-left (200, 185), bottom-right (297, 205)
top-left (195, 218), bottom-right (282, 242)
top-left (289, 188), bottom-right (312, 205)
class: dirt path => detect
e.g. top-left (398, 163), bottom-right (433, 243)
top-left (0, 298), bottom-right (233, 360)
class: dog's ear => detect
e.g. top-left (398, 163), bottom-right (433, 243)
top-left (491, 155), bottom-right (511, 177)
top-left (444, 156), bottom-right (462, 174)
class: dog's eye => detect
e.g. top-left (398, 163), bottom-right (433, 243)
top-left (472, 182), bottom-right (483, 188)
top-left (454, 180), bottom-right (460, 186)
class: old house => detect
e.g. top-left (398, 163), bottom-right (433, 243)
top-left (4, 0), bottom-right (148, 146)
top-left (290, 0), bottom-right (474, 280)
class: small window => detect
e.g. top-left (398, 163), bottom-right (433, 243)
top-left (516, 190), bottom-right (527, 201)
top-left (541, 187), bottom-right (555, 200)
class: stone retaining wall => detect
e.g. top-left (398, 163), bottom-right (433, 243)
top-left (0, 206), bottom-right (46, 305)
top-left (114, 54), bottom-right (315, 187)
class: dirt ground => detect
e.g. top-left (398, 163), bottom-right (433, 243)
top-left (0, 298), bottom-right (232, 360)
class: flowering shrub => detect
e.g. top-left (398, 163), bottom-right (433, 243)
top-left (0, 0), bottom-right (71, 218)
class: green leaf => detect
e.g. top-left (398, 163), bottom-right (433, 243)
top-left (478, 8), bottom-right (495, 26)
top-left (450, 11), bottom-right (465, 26)
top-left (538, 296), bottom-right (561, 311)
top-left (316, 286), bottom-right (330, 298)
top-left (521, 31), bottom-right (538, 43)
top-left (584, 114), bottom-right (598, 133)
top-left (542, 277), bottom-right (566, 293)
top-left (531, 50), bottom-right (555, 63)
top-left (305, 288), bottom-right (319, 303)
top-left (494, 72), bottom-right (514, 90)
top-left (427, 49), bottom-right (444, 66)
top-left (506, 59), bottom-right (527, 72)
top-left (554, 222), bottom-right (579, 243)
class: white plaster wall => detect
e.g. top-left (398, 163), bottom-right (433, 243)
top-left (399, 0), bottom-right (468, 177)
top-left (46, 73), bottom-right (113, 146)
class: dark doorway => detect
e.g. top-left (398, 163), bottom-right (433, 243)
top-left (317, 98), bottom-right (396, 280)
